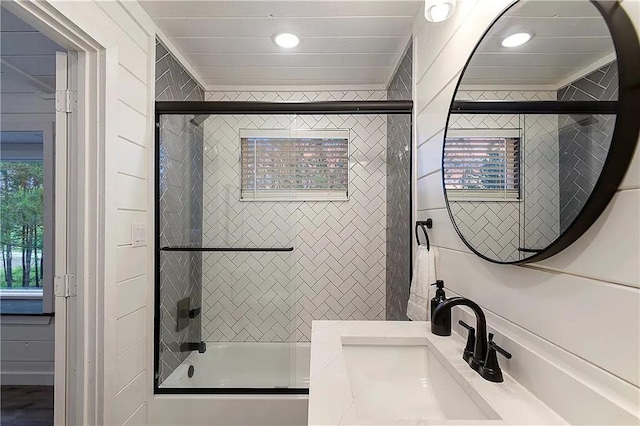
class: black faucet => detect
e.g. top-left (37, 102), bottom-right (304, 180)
top-left (431, 297), bottom-right (512, 382)
top-left (431, 297), bottom-right (487, 371)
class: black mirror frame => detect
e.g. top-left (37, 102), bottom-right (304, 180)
top-left (442, 0), bottom-right (640, 265)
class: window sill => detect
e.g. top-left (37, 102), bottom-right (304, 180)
top-left (0, 288), bottom-right (44, 299)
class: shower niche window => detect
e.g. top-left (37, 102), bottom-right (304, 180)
top-left (240, 129), bottom-right (350, 201)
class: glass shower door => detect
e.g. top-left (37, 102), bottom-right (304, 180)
top-left (157, 113), bottom-right (300, 390)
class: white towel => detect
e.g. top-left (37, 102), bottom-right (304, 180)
top-left (407, 245), bottom-right (438, 321)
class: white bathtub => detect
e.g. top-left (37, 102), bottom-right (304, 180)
top-left (150, 342), bottom-right (310, 426)
top-left (161, 341), bottom-right (310, 389)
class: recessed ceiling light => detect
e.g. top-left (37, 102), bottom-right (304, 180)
top-left (501, 32), bottom-right (532, 48)
top-left (273, 32), bottom-right (300, 49)
top-left (424, 0), bottom-right (456, 23)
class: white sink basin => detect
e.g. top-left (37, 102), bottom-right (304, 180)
top-left (341, 336), bottom-right (501, 424)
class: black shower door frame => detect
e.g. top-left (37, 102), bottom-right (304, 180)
top-left (154, 100), bottom-right (413, 395)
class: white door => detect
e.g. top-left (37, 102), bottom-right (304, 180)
top-left (53, 50), bottom-right (77, 426)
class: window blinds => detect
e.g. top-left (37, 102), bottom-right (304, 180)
top-left (240, 129), bottom-right (349, 201)
top-left (444, 135), bottom-right (520, 201)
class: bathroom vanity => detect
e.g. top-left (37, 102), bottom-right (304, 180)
top-left (307, 321), bottom-right (565, 426)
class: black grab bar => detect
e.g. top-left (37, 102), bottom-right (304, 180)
top-left (160, 246), bottom-right (294, 252)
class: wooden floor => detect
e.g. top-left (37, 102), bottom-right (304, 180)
top-left (1, 386), bottom-right (54, 426)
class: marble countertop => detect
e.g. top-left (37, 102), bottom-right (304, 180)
top-left (308, 321), bottom-right (567, 426)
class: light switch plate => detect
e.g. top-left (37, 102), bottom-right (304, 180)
top-left (132, 223), bottom-right (146, 247)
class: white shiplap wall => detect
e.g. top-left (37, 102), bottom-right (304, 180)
top-left (0, 318), bottom-right (55, 385)
top-left (24, 1), bottom-right (157, 424)
top-left (413, 0), bottom-right (639, 424)
top-left (0, 27), bottom-right (57, 385)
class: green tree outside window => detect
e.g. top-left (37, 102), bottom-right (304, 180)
top-left (0, 162), bottom-right (44, 288)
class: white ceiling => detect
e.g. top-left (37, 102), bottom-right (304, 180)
top-left (462, 0), bottom-right (615, 88)
top-left (140, 0), bottom-right (422, 88)
top-left (1, 7), bottom-right (63, 93)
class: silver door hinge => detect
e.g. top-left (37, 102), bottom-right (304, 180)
top-left (55, 89), bottom-right (78, 113)
top-left (55, 274), bottom-right (77, 297)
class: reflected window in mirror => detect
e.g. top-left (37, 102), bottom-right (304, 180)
top-left (444, 130), bottom-right (521, 202)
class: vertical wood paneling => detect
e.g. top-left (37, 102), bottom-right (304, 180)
top-left (416, 130), bottom-right (443, 178)
top-left (115, 372), bottom-right (146, 426)
top-left (0, 320), bottom-right (55, 385)
top-left (117, 102), bottom-right (148, 146)
top-left (122, 403), bottom-right (147, 426)
top-left (116, 246), bottom-right (147, 282)
top-left (414, 0), bottom-right (480, 86)
top-left (115, 173), bottom-right (147, 212)
top-left (117, 276), bottom-right (147, 318)
top-left (116, 308), bottom-right (146, 357)
top-left (620, 152), bottom-right (639, 190)
top-left (415, 77), bottom-right (458, 144)
top-left (416, 172), bottom-right (445, 211)
top-left (117, 137), bottom-right (147, 178)
top-left (95, 1), bottom-right (149, 52)
top-left (114, 210), bottom-right (147, 246)
top-left (116, 340), bottom-right (146, 391)
top-left (50, 2), bottom-right (156, 423)
top-left (535, 190), bottom-right (640, 287)
top-left (438, 248), bottom-right (640, 385)
top-left (118, 65), bottom-right (148, 114)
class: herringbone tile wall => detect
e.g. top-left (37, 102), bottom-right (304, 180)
top-left (386, 42), bottom-right (413, 321)
top-left (156, 40), bottom-right (205, 384)
top-left (202, 91), bottom-right (387, 342)
top-left (557, 61), bottom-right (617, 232)
top-left (521, 113), bottom-right (560, 252)
top-left (448, 91), bottom-right (559, 261)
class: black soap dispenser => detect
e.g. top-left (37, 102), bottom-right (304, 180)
top-left (430, 280), bottom-right (450, 333)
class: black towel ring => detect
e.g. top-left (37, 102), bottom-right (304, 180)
top-left (415, 219), bottom-right (433, 250)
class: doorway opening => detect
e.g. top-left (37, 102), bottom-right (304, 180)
top-left (0, 5), bottom-right (81, 426)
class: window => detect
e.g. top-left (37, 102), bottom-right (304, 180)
top-left (444, 129), bottom-right (521, 201)
top-left (240, 129), bottom-right (350, 201)
top-left (0, 131), bottom-right (45, 297)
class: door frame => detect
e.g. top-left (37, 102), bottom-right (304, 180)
top-left (54, 50), bottom-right (69, 426)
top-left (2, 2), bottom-right (110, 424)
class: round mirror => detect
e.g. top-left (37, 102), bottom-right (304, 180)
top-left (443, 0), bottom-right (640, 264)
